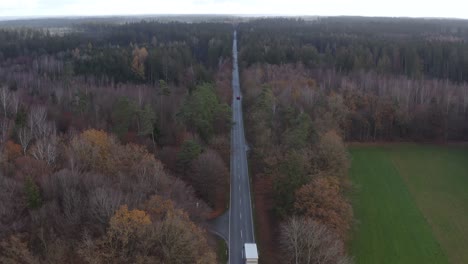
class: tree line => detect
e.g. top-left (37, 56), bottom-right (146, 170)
top-left (238, 18), bottom-right (468, 142)
top-left (0, 21), bottom-right (232, 85)
top-left (239, 17), bottom-right (468, 83)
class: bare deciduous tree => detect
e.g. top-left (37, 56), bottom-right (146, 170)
top-left (28, 106), bottom-right (47, 138)
top-left (0, 173), bottom-right (23, 235)
top-left (10, 92), bottom-right (19, 115)
top-left (0, 86), bottom-right (10, 119)
top-left (18, 127), bottom-right (33, 154)
top-left (35, 121), bottom-right (56, 140)
top-left (280, 217), bottom-right (353, 264)
top-left (0, 119), bottom-right (9, 144)
top-left (0, 118), bottom-right (11, 162)
top-left (30, 136), bottom-right (58, 166)
top-left (89, 188), bottom-right (123, 225)
top-left (62, 187), bottom-right (85, 226)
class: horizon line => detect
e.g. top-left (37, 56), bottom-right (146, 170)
top-left (1, 14), bottom-right (468, 22)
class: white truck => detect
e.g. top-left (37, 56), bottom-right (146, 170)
top-left (243, 243), bottom-right (258, 264)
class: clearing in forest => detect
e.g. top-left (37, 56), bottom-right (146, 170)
top-left (349, 144), bottom-right (468, 264)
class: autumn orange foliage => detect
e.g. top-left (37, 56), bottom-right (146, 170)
top-left (144, 195), bottom-right (178, 220)
top-left (295, 176), bottom-right (353, 239)
top-left (82, 129), bottom-right (112, 151)
top-left (71, 129), bottom-right (160, 175)
top-left (0, 235), bottom-right (37, 263)
top-left (71, 129), bottom-right (114, 173)
top-left (80, 199), bottom-right (216, 264)
top-left (4, 140), bottom-right (21, 161)
top-left (108, 205), bottom-right (152, 248)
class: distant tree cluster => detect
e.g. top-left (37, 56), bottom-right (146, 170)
top-left (0, 21), bottom-right (232, 86)
top-left (242, 63), bottom-right (468, 142)
top-left (239, 17), bottom-right (468, 83)
top-left (238, 18), bottom-right (468, 143)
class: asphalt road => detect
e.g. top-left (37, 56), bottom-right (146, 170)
top-left (229, 30), bottom-right (255, 264)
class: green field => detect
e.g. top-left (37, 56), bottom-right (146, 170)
top-left (349, 144), bottom-right (468, 264)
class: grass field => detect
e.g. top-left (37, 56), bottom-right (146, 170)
top-left (349, 144), bottom-right (468, 264)
top-left (216, 236), bottom-right (228, 264)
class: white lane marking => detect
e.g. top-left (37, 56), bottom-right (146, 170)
top-left (241, 230), bottom-right (243, 238)
top-left (240, 212), bottom-right (242, 219)
top-left (239, 185), bottom-right (240, 191)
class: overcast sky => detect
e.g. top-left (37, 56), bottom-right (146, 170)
top-left (1, 0), bottom-right (467, 19)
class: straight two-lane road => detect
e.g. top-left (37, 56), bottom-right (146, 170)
top-left (229, 30), bottom-right (255, 264)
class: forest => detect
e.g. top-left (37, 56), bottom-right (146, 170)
top-left (237, 17), bottom-right (468, 264)
top-left (2, 16), bottom-right (468, 264)
top-left (0, 20), bottom-right (233, 263)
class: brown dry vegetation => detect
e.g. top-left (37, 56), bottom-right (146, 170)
top-left (253, 174), bottom-right (280, 264)
top-left (242, 63), bottom-right (353, 263)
